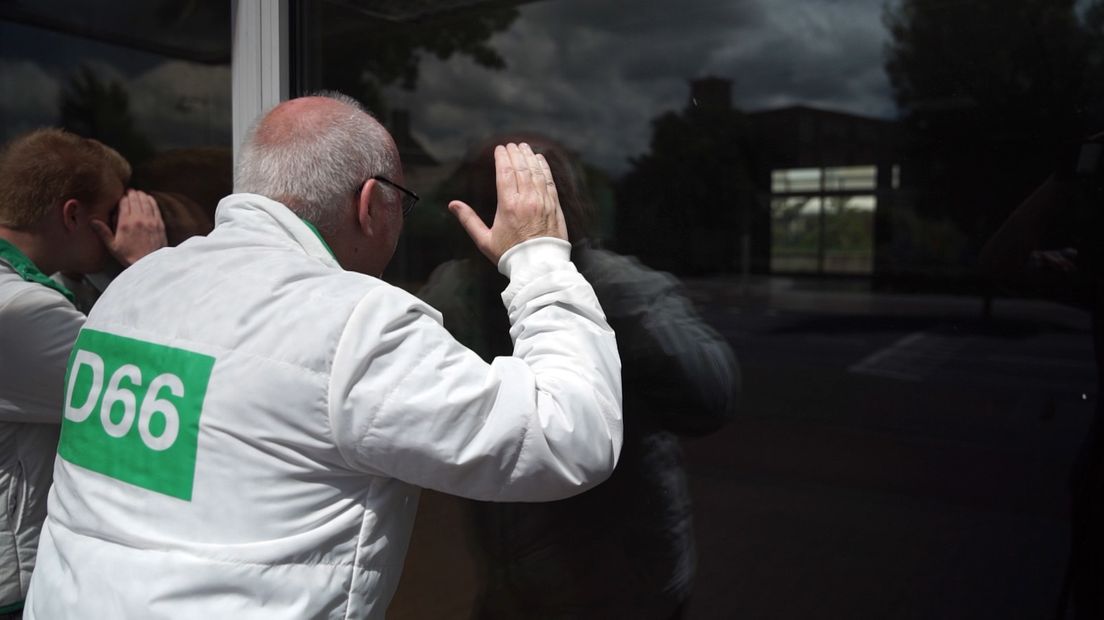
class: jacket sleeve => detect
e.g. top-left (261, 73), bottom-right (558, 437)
top-left (0, 286), bottom-right (85, 424)
top-left (327, 239), bottom-right (623, 502)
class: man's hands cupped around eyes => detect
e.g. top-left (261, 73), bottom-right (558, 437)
top-left (93, 189), bottom-right (168, 267)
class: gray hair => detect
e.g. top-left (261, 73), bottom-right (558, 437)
top-left (234, 91), bottom-right (400, 233)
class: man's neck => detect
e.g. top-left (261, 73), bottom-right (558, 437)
top-left (0, 227), bottom-right (60, 275)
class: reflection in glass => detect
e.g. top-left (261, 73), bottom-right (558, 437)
top-left (1, 1), bottom-right (231, 290)
top-left (771, 196), bottom-right (821, 273)
top-left (823, 195), bottom-right (875, 274)
top-left (770, 167), bottom-right (877, 275)
top-left (771, 168), bottom-right (821, 193)
top-left (824, 165), bottom-right (877, 191)
top-left (293, 0), bottom-right (1103, 618)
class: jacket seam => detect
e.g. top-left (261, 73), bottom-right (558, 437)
top-left (91, 320), bottom-right (330, 380)
top-left (326, 299), bottom-right (366, 471)
top-left (327, 303), bottom-right (446, 474)
top-left (1, 457), bottom-right (24, 603)
top-left (54, 524), bottom-right (357, 569)
top-left (357, 334), bottom-right (451, 476)
top-left (503, 369), bottom-right (535, 492)
top-left (373, 335), bottom-right (448, 438)
top-left (342, 491), bottom-right (374, 619)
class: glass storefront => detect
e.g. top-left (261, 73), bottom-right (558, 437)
top-left (294, 1), bottom-right (1103, 618)
top-left (4, 0), bottom-right (1102, 617)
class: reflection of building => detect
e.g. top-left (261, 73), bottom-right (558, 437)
top-left (746, 104), bottom-right (904, 278)
top-left (670, 78), bottom-right (909, 281)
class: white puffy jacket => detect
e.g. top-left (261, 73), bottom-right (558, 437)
top-left (25, 194), bottom-right (622, 619)
top-left (0, 246), bottom-right (84, 613)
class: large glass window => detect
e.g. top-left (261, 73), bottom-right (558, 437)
top-left (1, 1), bottom-right (232, 248)
top-left (293, 1), bottom-right (1102, 618)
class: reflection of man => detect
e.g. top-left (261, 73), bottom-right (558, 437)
top-left (0, 128), bottom-right (166, 618)
top-left (25, 93), bottom-right (622, 619)
top-left (410, 135), bottom-right (738, 619)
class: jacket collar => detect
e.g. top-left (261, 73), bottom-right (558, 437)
top-left (214, 193), bottom-right (340, 269)
top-left (0, 237), bottom-right (76, 302)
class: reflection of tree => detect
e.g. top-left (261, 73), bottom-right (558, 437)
top-left (824, 201), bottom-right (873, 253)
top-left (616, 102), bottom-right (755, 275)
top-left (306, 2), bottom-right (517, 116)
top-left (884, 0), bottom-right (1104, 251)
top-left (60, 65), bottom-right (154, 165)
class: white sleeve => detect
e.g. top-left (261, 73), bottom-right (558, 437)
top-left (0, 287), bottom-right (85, 424)
top-left (328, 238), bottom-right (623, 502)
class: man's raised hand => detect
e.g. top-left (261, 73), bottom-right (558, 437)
top-left (92, 189), bottom-right (168, 267)
top-left (449, 142), bottom-right (568, 265)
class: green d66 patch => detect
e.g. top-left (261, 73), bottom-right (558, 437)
top-left (59, 329), bottom-right (215, 501)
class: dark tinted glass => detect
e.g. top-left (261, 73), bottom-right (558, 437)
top-left (295, 1), bottom-right (1104, 617)
top-left (1, 1), bottom-right (232, 249)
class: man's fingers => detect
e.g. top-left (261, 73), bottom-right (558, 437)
top-left (134, 190), bottom-right (155, 216)
top-left (143, 193), bottom-right (165, 224)
top-left (117, 191), bottom-right (165, 229)
top-left (506, 143), bottom-right (531, 194)
top-left (126, 189), bottom-right (150, 217)
top-left (117, 191), bottom-right (138, 224)
top-left (520, 143), bottom-right (546, 196)
top-left (535, 153), bottom-right (559, 206)
top-left (494, 145), bottom-right (515, 195)
top-left (449, 200), bottom-right (494, 259)
top-left (535, 153), bottom-right (555, 187)
top-left (110, 189), bottom-right (168, 266)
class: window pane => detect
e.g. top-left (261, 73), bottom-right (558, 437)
top-left (292, 1), bottom-right (1102, 618)
top-left (1, 2), bottom-right (232, 259)
top-left (823, 195), bottom-right (875, 274)
top-left (824, 165), bottom-right (877, 191)
top-left (771, 196), bottom-right (821, 272)
top-left (772, 168), bottom-right (822, 193)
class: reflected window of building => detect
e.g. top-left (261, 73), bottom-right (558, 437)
top-left (772, 168), bottom-right (822, 193)
top-left (770, 165), bottom-right (879, 275)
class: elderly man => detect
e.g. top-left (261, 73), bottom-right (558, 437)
top-left (25, 93), bottom-right (622, 619)
top-left (0, 128), bottom-right (166, 618)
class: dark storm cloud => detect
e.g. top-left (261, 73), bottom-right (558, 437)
top-left (534, 0), bottom-right (765, 38)
top-left (704, 0), bottom-right (895, 115)
top-left (388, 0), bottom-right (897, 175)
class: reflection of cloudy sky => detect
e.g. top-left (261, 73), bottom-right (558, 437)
top-left (0, 20), bottom-right (230, 151)
top-left (387, 0), bottom-right (896, 175)
top-left (2, 0), bottom-right (892, 173)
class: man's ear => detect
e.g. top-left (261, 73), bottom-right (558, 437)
top-left (60, 198), bottom-right (83, 233)
top-left (355, 178), bottom-right (378, 237)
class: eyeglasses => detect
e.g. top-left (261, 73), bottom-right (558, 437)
top-left (371, 175), bottom-right (419, 217)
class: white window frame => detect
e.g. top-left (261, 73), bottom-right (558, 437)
top-left (231, 0), bottom-right (289, 179)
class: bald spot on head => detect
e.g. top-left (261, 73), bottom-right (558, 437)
top-left (235, 93), bottom-right (403, 240)
top-left (254, 97), bottom-right (393, 154)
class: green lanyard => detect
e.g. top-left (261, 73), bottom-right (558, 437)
top-left (0, 238), bottom-right (76, 303)
top-left (300, 219), bottom-right (337, 261)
